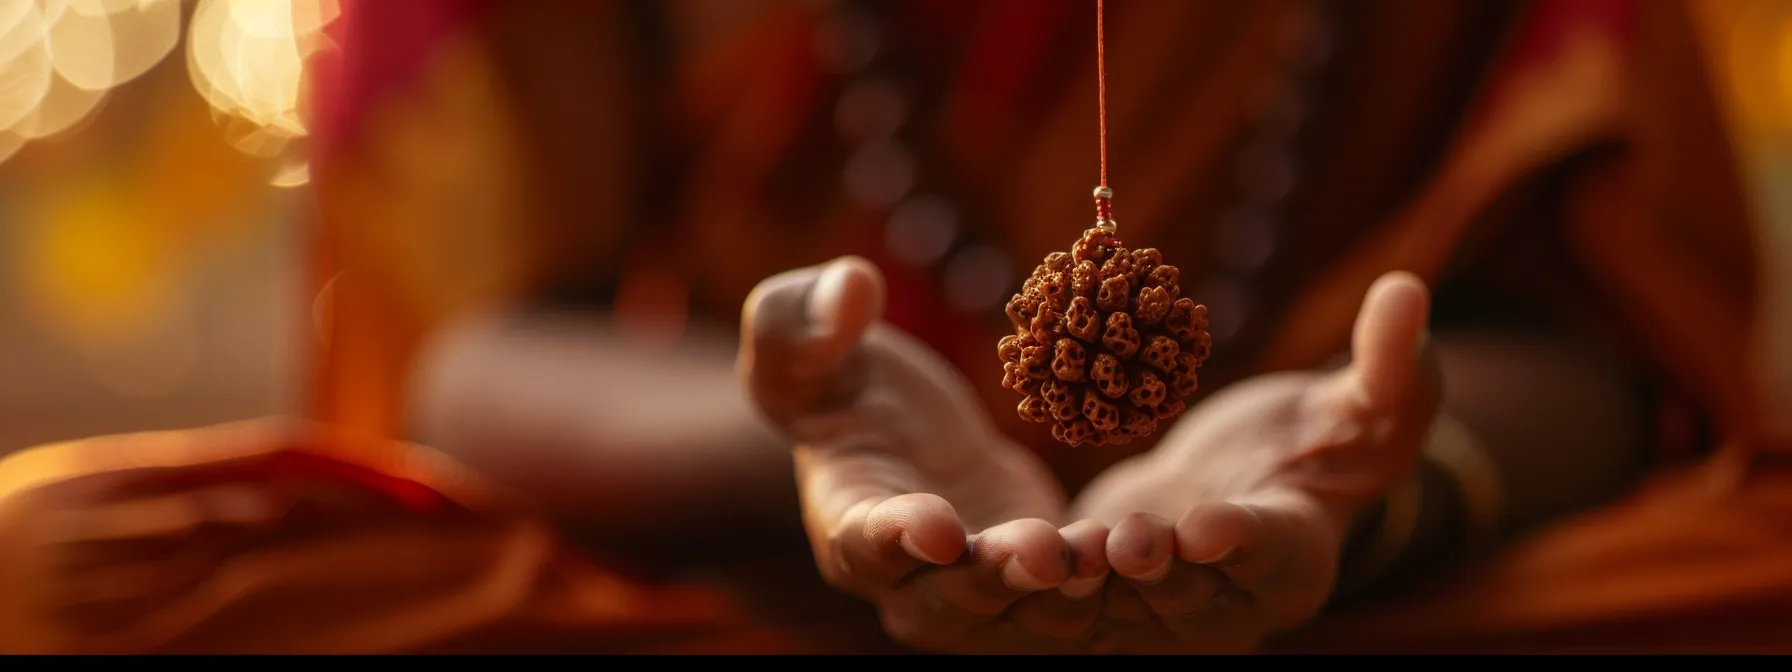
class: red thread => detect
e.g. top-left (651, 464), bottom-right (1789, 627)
top-left (1096, 0), bottom-right (1108, 189)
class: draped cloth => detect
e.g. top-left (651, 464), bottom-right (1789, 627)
top-left (1282, 0), bottom-right (1792, 650)
top-left (0, 0), bottom-right (1784, 654)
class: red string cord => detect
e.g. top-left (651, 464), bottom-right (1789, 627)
top-left (1093, 0), bottom-right (1115, 225)
top-left (1096, 0), bottom-right (1108, 189)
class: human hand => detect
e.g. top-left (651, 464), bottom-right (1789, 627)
top-left (740, 257), bottom-right (1113, 653)
top-left (1070, 271), bottom-right (1443, 653)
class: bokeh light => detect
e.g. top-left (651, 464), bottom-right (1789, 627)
top-left (187, 0), bottom-right (336, 171)
top-left (0, 0), bottom-right (184, 159)
top-left (0, 0), bottom-right (335, 405)
top-left (0, 3), bottom-right (53, 133)
top-left (0, 0), bottom-right (335, 177)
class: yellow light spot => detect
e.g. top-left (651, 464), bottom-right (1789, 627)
top-left (15, 182), bottom-right (178, 346)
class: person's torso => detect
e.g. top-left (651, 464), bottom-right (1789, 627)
top-left (463, 0), bottom-right (1509, 484)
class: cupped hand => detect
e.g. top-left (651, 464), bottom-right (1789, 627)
top-left (740, 257), bottom-right (1114, 652)
top-left (1071, 271), bottom-right (1444, 653)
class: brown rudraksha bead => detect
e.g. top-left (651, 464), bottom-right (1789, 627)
top-left (998, 226), bottom-right (1212, 447)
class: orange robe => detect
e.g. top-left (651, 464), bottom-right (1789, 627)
top-left (0, 420), bottom-right (862, 654)
top-left (1276, 0), bottom-right (1792, 653)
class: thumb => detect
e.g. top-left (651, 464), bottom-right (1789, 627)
top-left (739, 256), bottom-right (887, 427)
top-left (1341, 270), bottom-right (1434, 413)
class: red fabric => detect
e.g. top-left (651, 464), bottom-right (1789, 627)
top-left (267, 453), bottom-right (451, 515)
top-left (1467, 0), bottom-right (1638, 129)
top-left (307, 1), bottom-right (1636, 364)
top-left (197, 449), bottom-right (455, 516)
top-left (312, 0), bottom-right (494, 165)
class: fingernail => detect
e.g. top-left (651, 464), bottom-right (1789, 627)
top-left (1002, 557), bottom-right (1053, 591)
top-left (1136, 560), bottom-right (1173, 585)
top-left (899, 532), bottom-right (943, 564)
top-left (1060, 575), bottom-right (1107, 599)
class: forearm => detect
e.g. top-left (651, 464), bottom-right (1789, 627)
top-left (408, 307), bottom-right (800, 551)
top-left (1332, 328), bottom-right (1649, 602)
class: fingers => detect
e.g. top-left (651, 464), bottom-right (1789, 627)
top-left (1093, 503), bottom-right (1330, 650)
top-left (1058, 519), bottom-right (1111, 599)
top-left (808, 257), bottom-right (887, 369)
top-left (1174, 502), bottom-right (1291, 588)
top-left (1172, 499), bottom-right (1332, 640)
top-left (820, 493), bottom-right (964, 595)
top-left (877, 518), bottom-right (1074, 648)
top-left (867, 494), bottom-right (966, 566)
top-left (1107, 513), bottom-right (1227, 621)
top-left (1343, 270), bottom-right (1433, 413)
top-left (739, 256), bottom-right (887, 428)
top-left (964, 517), bottom-right (1072, 595)
top-left (1003, 519), bottom-right (1110, 642)
top-left (897, 518), bottom-right (1070, 614)
top-left (1319, 271), bottom-right (1444, 485)
top-left (1107, 513), bottom-right (1173, 582)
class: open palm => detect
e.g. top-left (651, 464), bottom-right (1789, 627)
top-left (740, 257), bottom-right (1113, 652)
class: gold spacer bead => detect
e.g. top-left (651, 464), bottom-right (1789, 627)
top-left (1092, 186), bottom-right (1114, 201)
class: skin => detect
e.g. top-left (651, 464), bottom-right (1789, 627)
top-left (0, 260), bottom-right (1644, 653)
top-left (1069, 281), bottom-right (1442, 653)
top-left (405, 252), bottom-right (1644, 653)
top-left (738, 257), bottom-right (1442, 653)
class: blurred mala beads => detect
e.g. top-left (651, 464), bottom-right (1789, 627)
top-left (999, 188), bottom-right (1213, 447)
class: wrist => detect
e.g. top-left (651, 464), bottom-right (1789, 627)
top-left (1329, 412), bottom-right (1500, 604)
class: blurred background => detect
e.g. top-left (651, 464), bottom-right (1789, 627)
top-left (0, 0), bottom-right (1787, 655)
top-left (0, 0), bottom-right (331, 452)
top-left (0, 0), bottom-right (1788, 457)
